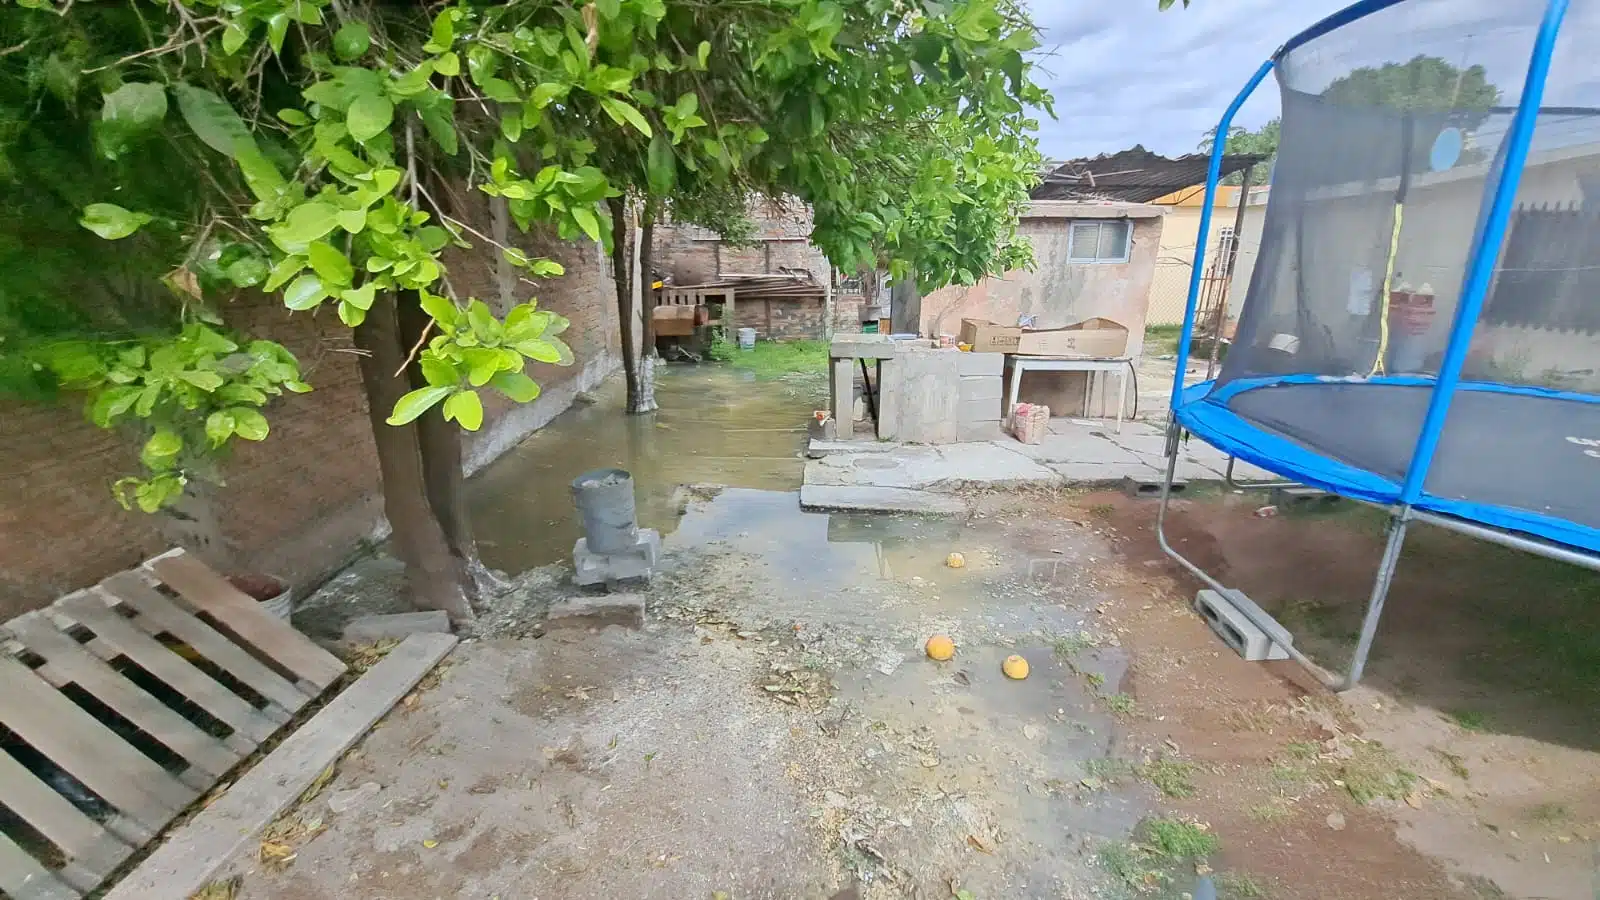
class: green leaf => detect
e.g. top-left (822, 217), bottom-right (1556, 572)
top-left (79, 203), bottom-right (152, 240)
top-left (135, 383), bottom-right (163, 416)
top-left (337, 207), bottom-right (367, 233)
top-left (531, 82), bottom-right (567, 108)
top-left (231, 408), bottom-right (270, 440)
top-left (697, 40), bottom-right (712, 69)
top-left (338, 300), bottom-right (366, 327)
top-left (279, 201), bottom-right (340, 244)
top-left (420, 355), bottom-right (458, 386)
top-left (463, 348), bottom-right (502, 387)
top-left (266, 12), bottom-right (290, 54)
top-left (386, 385), bottom-right (453, 425)
top-left (600, 97), bottom-right (652, 137)
top-left (425, 8), bottom-right (457, 53)
top-left (501, 112), bottom-right (523, 142)
top-left (490, 371), bottom-right (541, 403)
top-left (466, 299), bottom-right (496, 337)
top-left (205, 411), bottom-right (236, 445)
top-left (178, 370), bottom-right (225, 391)
top-left (225, 256), bottom-right (269, 287)
top-left (91, 386), bottom-right (142, 427)
top-left (442, 390), bottom-right (483, 430)
top-left (415, 226), bottom-right (450, 252)
top-left (480, 77), bottom-right (521, 104)
top-left (307, 241), bottom-right (354, 286)
top-left (647, 132), bottom-right (675, 196)
top-left (102, 82), bottom-right (167, 132)
top-left (264, 255), bottom-right (307, 291)
top-left (346, 94), bottom-right (394, 143)
top-left (434, 51), bottom-right (460, 77)
top-left (341, 282), bottom-right (377, 310)
top-left (172, 83), bottom-right (253, 158)
top-left (221, 21), bottom-right (249, 55)
top-left (234, 140), bottom-right (286, 202)
top-left (420, 105), bottom-right (458, 155)
top-left (570, 206), bottom-right (602, 242)
top-left (283, 273), bottom-right (329, 310)
top-left (419, 290), bottom-right (459, 327)
top-left (140, 430), bottom-right (183, 469)
top-left (333, 22), bottom-right (371, 60)
top-left (514, 337), bottom-right (562, 363)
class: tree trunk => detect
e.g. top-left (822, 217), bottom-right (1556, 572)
top-left (352, 300), bottom-right (474, 623)
top-left (397, 296), bottom-right (505, 602)
top-left (632, 202), bottom-right (659, 413)
top-left (890, 274), bottom-right (922, 336)
top-left (607, 196), bottom-right (644, 412)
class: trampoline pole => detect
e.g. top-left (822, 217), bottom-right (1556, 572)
top-left (1340, 509), bottom-right (1412, 690)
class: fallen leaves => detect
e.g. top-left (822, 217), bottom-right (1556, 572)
top-left (965, 833), bottom-right (994, 854)
top-left (190, 875), bottom-right (240, 900)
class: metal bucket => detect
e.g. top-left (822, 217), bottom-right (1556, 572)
top-left (737, 327), bottom-right (757, 350)
top-left (571, 468), bottom-right (639, 554)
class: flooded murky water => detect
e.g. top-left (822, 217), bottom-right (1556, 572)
top-left (468, 365), bottom-right (824, 573)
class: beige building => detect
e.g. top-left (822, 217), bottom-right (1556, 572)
top-left (1144, 183), bottom-right (1270, 326)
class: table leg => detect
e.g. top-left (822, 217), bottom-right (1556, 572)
top-left (1083, 370), bottom-right (1092, 418)
top-left (1005, 361), bottom-right (1022, 421)
top-left (1116, 367), bottom-right (1127, 433)
top-left (830, 357), bottom-right (853, 439)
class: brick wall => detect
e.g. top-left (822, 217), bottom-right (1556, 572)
top-left (654, 198), bottom-right (864, 341)
top-left (0, 214), bottom-right (617, 619)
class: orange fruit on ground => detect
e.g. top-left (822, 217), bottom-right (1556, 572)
top-left (945, 552), bottom-right (966, 568)
top-left (925, 634), bottom-right (956, 661)
top-left (1002, 654), bottom-right (1030, 680)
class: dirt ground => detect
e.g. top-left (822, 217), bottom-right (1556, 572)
top-left (219, 486), bottom-right (1598, 900)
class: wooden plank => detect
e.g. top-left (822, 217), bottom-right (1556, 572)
top-left (0, 746), bottom-right (132, 886)
top-left (101, 574), bottom-right (311, 714)
top-left (0, 656), bottom-right (192, 828)
top-left (103, 633), bottom-right (458, 900)
top-left (148, 553), bottom-right (345, 689)
top-left (0, 834), bottom-right (79, 900)
top-left (5, 614), bottom-right (242, 780)
top-left (56, 596), bottom-right (279, 745)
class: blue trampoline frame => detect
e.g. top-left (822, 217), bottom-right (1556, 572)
top-left (1158, 0), bottom-right (1598, 692)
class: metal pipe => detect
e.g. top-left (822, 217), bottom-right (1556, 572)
top-left (1223, 455), bottom-right (1289, 491)
top-left (1171, 58), bottom-right (1276, 415)
top-left (1410, 510), bottom-right (1600, 572)
top-left (1397, 0), bottom-right (1571, 504)
top-left (1344, 510), bottom-right (1412, 687)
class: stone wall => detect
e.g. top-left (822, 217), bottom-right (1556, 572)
top-left (0, 217), bottom-right (617, 619)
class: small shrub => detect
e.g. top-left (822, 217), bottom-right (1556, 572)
top-left (1144, 818), bottom-right (1219, 859)
top-left (1104, 693), bottom-right (1137, 715)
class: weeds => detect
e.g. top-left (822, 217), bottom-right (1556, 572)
top-left (1140, 758), bottom-right (1197, 799)
top-left (1218, 870), bottom-right (1269, 898)
top-left (1098, 818), bottom-right (1219, 895)
top-left (1104, 693), bottom-right (1137, 715)
top-left (1429, 747), bottom-right (1470, 780)
top-left (1052, 631), bottom-right (1094, 658)
top-left (1247, 800), bottom-right (1291, 823)
top-left (1085, 756), bottom-right (1135, 783)
top-left (1338, 742), bottom-right (1418, 804)
top-left (1087, 502), bottom-right (1116, 519)
top-left (1528, 802), bottom-right (1570, 824)
top-left (1145, 818), bottom-right (1219, 858)
top-left (1447, 708), bottom-right (1490, 732)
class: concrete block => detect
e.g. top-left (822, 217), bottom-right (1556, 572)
top-left (1122, 474), bottom-right (1186, 498)
top-left (956, 422), bottom-right (1006, 443)
top-left (957, 352), bottom-right (1005, 377)
top-left (545, 593), bottom-right (646, 630)
top-left (573, 529), bottom-right (661, 587)
top-left (1193, 589), bottom-right (1292, 661)
top-left (1271, 485), bottom-right (1342, 509)
top-left (342, 610), bottom-right (451, 642)
top-left (958, 374), bottom-right (1003, 402)
top-left (959, 396), bottom-right (1003, 425)
top-left (799, 484), bottom-right (967, 515)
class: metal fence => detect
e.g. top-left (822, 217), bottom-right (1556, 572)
top-left (1144, 233), bottom-right (1260, 332)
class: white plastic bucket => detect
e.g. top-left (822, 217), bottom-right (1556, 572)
top-left (737, 327), bottom-right (757, 350)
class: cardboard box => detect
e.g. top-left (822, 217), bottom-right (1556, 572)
top-left (1015, 316), bottom-right (1129, 358)
top-left (958, 318), bottom-right (1022, 354)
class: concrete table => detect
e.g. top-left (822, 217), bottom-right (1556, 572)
top-left (1005, 355), bottom-right (1133, 433)
top-left (827, 335), bottom-right (899, 441)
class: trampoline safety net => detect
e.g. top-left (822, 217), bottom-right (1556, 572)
top-left (1204, 0), bottom-right (1600, 545)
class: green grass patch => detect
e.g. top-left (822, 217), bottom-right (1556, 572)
top-left (1145, 818), bottom-right (1219, 858)
top-left (1337, 742), bottom-right (1418, 804)
top-left (1144, 324), bottom-right (1182, 357)
top-left (726, 339), bottom-right (828, 379)
top-left (1103, 692), bottom-right (1137, 715)
top-left (1217, 871), bottom-right (1269, 898)
top-left (1529, 802), bottom-right (1570, 824)
top-left (1446, 708), bottom-right (1490, 732)
top-left (1140, 758), bottom-right (1197, 799)
top-left (1052, 631), bottom-right (1095, 658)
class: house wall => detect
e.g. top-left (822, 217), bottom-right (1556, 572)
top-left (0, 224), bottom-right (617, 620)
top-left (1144, 186), bottom-right (1269, 326)
top-left (919, 202), bottom-right (1164, 417)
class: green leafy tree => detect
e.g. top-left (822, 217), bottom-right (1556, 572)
top-left (1198, 119), bottom-right (1279, 185)
top-left (1, 0), bottom-right (1046, 614)
top-left (1323, 54), bottom-right (1500, 114)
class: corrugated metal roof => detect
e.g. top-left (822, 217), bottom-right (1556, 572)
top-left (1033, 147), bottom-right (1268, 204)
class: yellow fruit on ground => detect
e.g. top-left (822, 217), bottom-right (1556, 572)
top-left (925, 634), bottom-right (956, 661)
top-left (1002, 654), bottom-right (1030, 680)
top-left (945, 552), bottom-right (966, 568)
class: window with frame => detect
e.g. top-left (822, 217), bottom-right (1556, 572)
top-left (1066, 220), bottom-right (1132, 263)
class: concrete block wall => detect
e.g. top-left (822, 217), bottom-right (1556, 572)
top-left (0, 213), bottom-right (617, 619)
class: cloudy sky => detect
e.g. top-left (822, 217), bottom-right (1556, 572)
top-left (1024, 0), bottom-right (1600, 162)
top-left (1024, 0), bottom-right (1348, 160)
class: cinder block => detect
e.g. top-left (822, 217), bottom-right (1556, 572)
top-left (545, 593), bottom-right (646, 630)
top-left (573, 528), bottom-right (661, 587)
top-left (956, 422), bottom-right (1006, 443)
top-left (342, 610), bottom-right (451, 642)
top-left (958, 374), bottom-right (1003, 402)
top-left (1271, 485), bottom-right (1342, 509)
top-left (1122, 474), bottom-right (1186, 497)
top-left (1193, 589), bottom-right (1293, 661)
top-left (957, 353), bottom-right (1005, 377)
top-left (959, 396), bottom-right (1003, 425)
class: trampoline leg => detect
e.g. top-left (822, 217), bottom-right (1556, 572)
top-left (1339, 512), bottom-right (1411, 691)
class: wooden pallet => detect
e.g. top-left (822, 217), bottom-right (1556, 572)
top-left (0, 549), bottom-right (346, 899)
